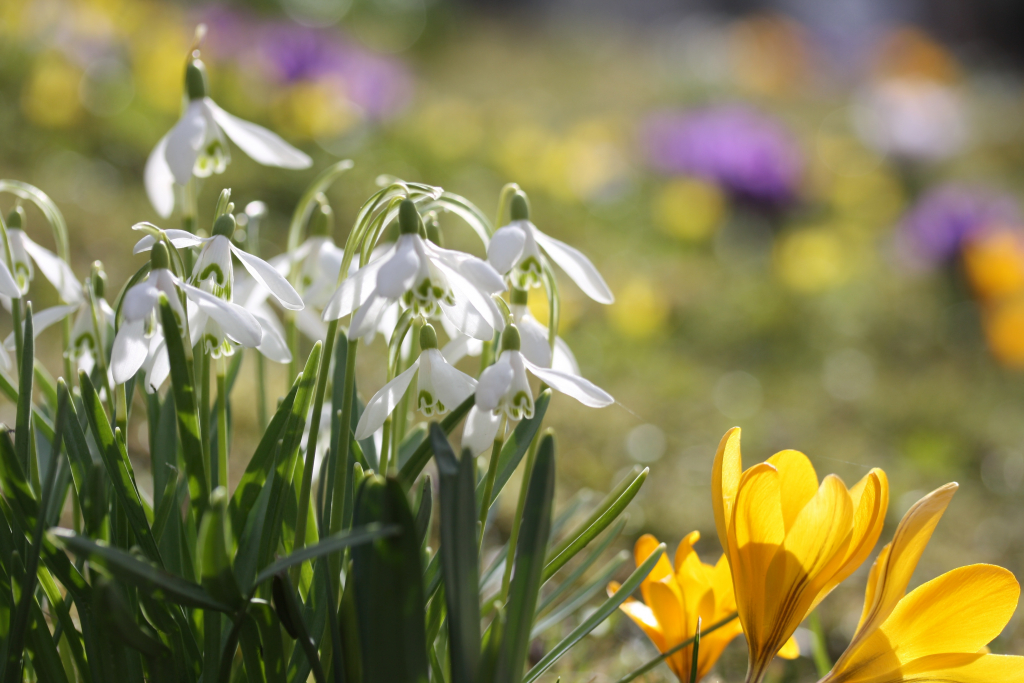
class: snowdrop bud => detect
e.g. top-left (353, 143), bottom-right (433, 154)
top-left (510, 192), bottom-right (530, 221)
top-left (151, 242), bottom-right (170, 270)
top-left (310, 203), bottom-right (334, 237)
top-left (185, 59), bottom-right (207, 101)
top-left (6, 206), bottom-right (24, 230)
top-left (212, 214), bottom-right (236, 238)
top-left (425, 213), bottom-right (443, 246)
top-left (398, 199), bottom-right (422, 235)
top-left (501, 324), bottom-right (521, 352)
top-left (419, 323), bottom-right (438, 350)
top-left (510, 287), bottom-right (529, 305)
top-left (91, 262), bottom-right (107, 299)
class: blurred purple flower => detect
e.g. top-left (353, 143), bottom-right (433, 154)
top-left (900, 184), bottom-right (1019, 264)
top-left (643, 105), bottom-right (804, 205)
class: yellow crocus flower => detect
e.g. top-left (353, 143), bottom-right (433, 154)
top-left (608, 531), bottom-right (789, 683)
top-left (712, 427), bottom-right (889, 683)
top-left (821, 483), bottom-right (1024, 683)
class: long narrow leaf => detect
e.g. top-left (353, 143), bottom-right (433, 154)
top-left (13, 305), bottom-right (32, 478)
top-left (476, 390), bottom-right (550, 508)
top-left (531, 550), bottom-right (628, 636)
top-left (397, 395), bottom-right (474, 488)
top-left (252, 524), bottom-right (396, 587)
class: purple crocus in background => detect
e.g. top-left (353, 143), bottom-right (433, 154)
top-left (643, 105), bottom-right (804, 206)
top-left (899, 184), bottom-right (1019, 265)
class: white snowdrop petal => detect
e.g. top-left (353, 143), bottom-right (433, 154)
top-left (462, 406), bottom-right (502, 456)
top-left (423, 349), bottom-right (477, 409)
top-left (423, 242), bottom-right (506, 294)
top-left (439, 296), bottom-right (494, 342)
top-left (181, 282), bottom-right (262, 347)
top-left (294, 307), bottom-right (329, 342)
top-left (475, 353), bottom-right (514, 411)
top-left (349, 291), bottom-right (391, 340)
top-left (376, 236), bottom-right (422, 299)
top-left (321, 248), bottom-right (392, 321)
top-left (165, 101), bottom-right (208, 185)
top-left (24, 304), bottom-right (80, 344)
top-left (523, 357), bottom-right (613, 408)
top-left (110, 318), bottom-right (150, 385)
top-left (0, 343), bottom-right (10, 372)
top-left (231, 244), bottom-right (304, 310)
top-left (133, 230), bottom-right (205, 254)
top-left (144, 133), bottom-right (176, 218)
top-left (354, 359), bottom-right (420, 440)
top-left (122, 281), bottom-right (161, 321)
top-left (206, 99), bottom-right (312, 169)
top-left (531, 227), bottom-right (614, 304)
top-left (552, 337), bottom-right (580, 376)
top-left (441, 334), bottom-right (483, 365)
top-left (433, 260), bottom-right (504, 335)
top-left (487, 225), bottom-right (527, 275)
top-left (143, 337), bottom-right (170, 393)
top-left (0, 262), bottom-right (20, 299)
top-left (251, 306), bottom-right (291, 363)
top-left (515, 311), bottom-right (553, 368)
top-left (20, 235), bottom-right (82, 303)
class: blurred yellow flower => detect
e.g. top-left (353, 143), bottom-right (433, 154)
top-left (527, 286), bottom-right (578, 333)
top-left (608, 277), bottom-right (669, 340)
top-left (653, 178), bottom-right (725, 242)
top-left (828, 168), bottom-right (905, 232)
top-left (409, 97), bottom-right (483, 161)
top-left (774, 227), bottom-right (853, 293)
top-left (981, 296), bottom-right (1024, 369)
top-left (132, 24), bottom-right (190, 113)
top-left (712, 428), bottom-right (889, 683)
top-left (21, 53), bottom-right (83, 129)
top-left (963, 228), bottom-right (1024, 302)
top-left (271, 81), bottom-right (356, 140)
top-left (607, 532), bottom-right (748, 683)
top-left (821, 483), bottom-right (1024, 683)
top-left (873, 27), bottom-right (961, 84)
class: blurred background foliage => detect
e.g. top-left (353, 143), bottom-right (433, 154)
top-left (5, 0), bottom-right (1024, 680)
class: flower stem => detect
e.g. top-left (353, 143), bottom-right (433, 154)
top-left (255, 348), bottom-right (267, 433)
top-left (216, 358), bottom-right (228, 493)
top-left (11, 296), bottom-right (23, 380)
top-left (500, 430), bottom-right (539, 599)
top-left (809, 610), bottom-right (832, 677)
top-left (328, 328), bottom-right (357, 585)
top-left (478, 416), bottom-right (507, 544)
top-left (198, 348), bottom-right (212, 488)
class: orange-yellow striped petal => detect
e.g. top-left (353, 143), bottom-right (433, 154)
top-left (765, 449), bottom-right (819, 531)
top-left (712, 427), bottom-right (743, 562)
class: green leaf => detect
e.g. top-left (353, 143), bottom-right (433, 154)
top-left (398, 423), bottom-right (427, 470)
top-left (478, 607), bottom-right (504, 683)
top-left (159, 296), bottom-right (209, 519)
top-left (250, 599), bottom-right (287, 683)
top-left (351, 475), bottom-right (429, 683)
top-left (92, 577), bottom-right (169, 658)
top-left (48, 529), bottom-right (231, 612)
top-left (478, 389), bottom-right (550, 509)
top-left (523, 543), bottom-right (667, 683)
top-left (413, 475), bottom-right (432, 549)
top-left (252, 524), bottom-right (396, 587)
top-left (14, 304), bottom-right (33, 478)
top-left (537, 516), bottom-right (626, 615)
top-left (239, 616), bottom-right (267, 683)
top-left (0, 427), bottom-right (36, 529)
top-left (24, 596), bottom-right (70, 683)
top-left (397, 395), bottom-right (475, 488)
top-left (79, 371), bottom-right (162, 563)
top-left (494, 434), bottom-right (556, 683)
top-left (270, 572), bottom-right (325, 683)
top-left (612, 613), bottom-right (739, 683)
top-left (531, 550), bottom-right (628, 636)
top-left (433, 424), bottom-right (480, 683)
top-left (197, 487), bottom-right (242, 609)
top-left (543, 466), bottom-right (648, 582)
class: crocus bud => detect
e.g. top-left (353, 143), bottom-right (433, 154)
top-left (500, 324), bottom-right (521, 352)
top-left (398, 199), bottom-right (422, 235)
top-left (213, 214), bottom-right (236, 238)
top-left (151, 242), bottom-right (170, 270)
top-left (419, 323), bottom-right (438, 350)
top-left (185, 59), bottom-right (207, 100)
top-left (510, 192), bottom-right (530, 221)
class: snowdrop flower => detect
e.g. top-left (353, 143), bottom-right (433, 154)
top-left (354, 324), bottom-right (477, 440)
top-left (488, 193), bottom-right (613, 304)
top-left (324, 199), bottom-right (506, 341)
top-left (144, 58), bottom-right (312, 218)
top-left (4, 207), bottom-right (80, 303)
top-left (111, 242), bottom-right (262, 389)
top-left (234, 274), bottom-right (291, 364)
top-left (462, 324), bottom-right (613, 455)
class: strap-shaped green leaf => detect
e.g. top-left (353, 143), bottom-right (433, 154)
top-left (433, 424), bottom-right (480, 683)
top-left (351, 475), bottom-right (429, 683)
top-left (252, 524), bottom-right (396, 587)
top-left (0, 427), bottom-right (36, 530)
top-left (531, 550), bottom-right (628, 636)
top-left (48, 529), bottom-right (231, 612)
top-left (397, 394), bottom-right (475, 488)
top-left (158, 296), bottom-right (209, 519)
top-left (14, 304), bottom-right (33, 479)
top-left (271, 571), bottom-right (325, 683)
top-left (80, 371), bottom-right (162, 563)
top-left (250, 599), bottom-right (287, 683)
top-left (537, 516), bottom-right (626, 615)
top-left (197, 487), bottom-right (242, 609)
top-left (494, 434), bottom-right (556, 683)
top-left (543, 466), bottom-right (648, 581)
top-left (523, 542), bottom-right (666, 683)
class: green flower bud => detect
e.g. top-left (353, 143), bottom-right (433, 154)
top-left (510, 192), bottom-right (530, 221)
top-left (419, 323), bottom-right (438, 350)
top-left (272, 573), bottom-right (304, 639)
top-left (213, 213), bottom-right (236, 238)
top-left (197, 486), bottom-right (242, 608)
top-left (91, 262), bottom-right (107, 299)
top-left (510, 287), bottom-right (529, 305)
top-left (398, 199), bottom-right (422, 235)
top-left (311, 203), bottom-right (334, 237)
top-left (6, 206), bottom-right (25, 230)
top-left (150, 242), bottom-right (170, 270)
top-left (500, 324), bottom-right (521, 352)
top-left (185, 59), bottom-right (207, 100)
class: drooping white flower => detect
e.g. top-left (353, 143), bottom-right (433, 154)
top-left (323, 199), bottom-right (506, 341)
top-left (144, 59), bottom-right (312, 218)
top-left (462, 324), bottom-right (613, 454)
top-left (4, 208), bottom-right (80, 303)
top-left (354, 324), bottom-right (477, 440)
top-left (111, 242), bottom-right (262, 390)
top-left (487, 192), bottom-right (613, 304)
top-left (234, 274), bottom-right (291, 364)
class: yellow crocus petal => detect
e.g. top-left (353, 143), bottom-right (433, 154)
top-left (778, 636), bottom-right (800, 660)
top-left (731, 463), bottom-right (784, 662)
top-left (765, 474), bottom-right (853, 656)
top-left (637, 534), bottom-right (682, 606)
top-left (812, 469), bottom-right (889, 611)
top-left (712, 426), bottom-right (743, 562)
top-left (648, 580), bottom-right (690, 678)
top-left (676, 531), bottom-right (715, 614)
top-left (891, 653), bottom-right (1024, 683)
top-left (608, 581), bottom-right (668, 652)
top-left (853, 484), bottom-right (958, 641)
top-left (765, 449), bottom-right (819, 531)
